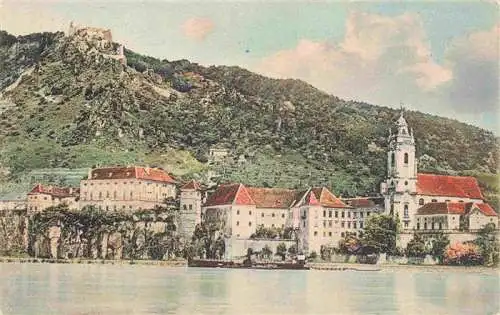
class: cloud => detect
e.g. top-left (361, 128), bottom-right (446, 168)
top-left (181, 17), bottom-right (214, 41)
top-left (255, 11), bottom-right (498, 131)
top-left (443, 25), bottom-right (499, 114)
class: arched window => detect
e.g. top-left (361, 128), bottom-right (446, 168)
top-left (404, 153), bottom-right (409, 164)
top-left (419, 198), bottom-right (424, 205)
top-left (404, 205), bottom-right (409, 218)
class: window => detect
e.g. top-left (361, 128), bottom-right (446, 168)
top-left (419, 198), bottom-right (424, 205)
top-left (272, 224), bottom-right (275, 227)
top-left (43, 197), bottom-right (47, 200)
top-left (329, 210), bottom-right (332, 218)
top-left (360, 222), bottom-right (364, 229)
top-left (323, 210), bottom-right (326, 217)
top-left (353, 222), bottom-right (357, 229)
top-left (404, 205), bottom-right (409, 218)
top-left (404, 153), bottom-right (409, 164)
top-left (341, 211), bottom-right (345, 218)
top-left (335, 211), bottom-right (338, 218)
top-left (431, 199), bottom-right (437, 203)
top-left (328, 232), bottom-right (332, 237)
top-left (391, 152), bottom-right (395, 165)
top-left (237, 210), bottom-right (240, 215)
top-left (329, 221), bottom-right (332, 227)
top-left (249, 211), bottom-right (252, 215)
top-left (341, 232), bottom-right (345, 237)
top-left (367, 212), bottom-right (371, 216)
top-left (249, 222), bottom-right (252, 227)
top-left (360, 212), bottom-right (364, 218)
top-left (445, 200), bottom-right (450, 203)
top-left (404, 222), bottom-right (409, 228)
top-left (439, 222), bottom-right (442, 230)
top-left (323, 221), bottom-right (326, 228)
top-left (404, 181), bottom-right (408, 186)
top-left (281, 214), bottom-right (285, 218)
top-left (272, 213), bottom-right (275, 217)
top-left (189, 204), bottom-right (193, 210)
top-left (347, 212), bottom-right (351, 218)
top-left (113, 191), bottom-right (117, 199)
top-left (261, 213), bottom-right (264, 217)
top-left (341, 221), bottom-right (345, 228)
top-left (458, 200), bottom-right (464, 203)
top-left (390, 204), bottom-right (394, 215)
top-left (348, 222), bottom-right (351, 229)
top-left (303, 221), bottom-right (306, 228)
top-left (417, 222), bottom-right (420, 230)
top-left (130, 191), bottom-right (133, 198)
top-left (353, 212), bottom-right (357, 218)
top-left (106, 191), bottom-right (110, 198)
top-left (236, 221), bottom-right (240, 226)
top-left (424, 222), bottom-right (427, 230)
top-left (314, 231), bottom-right (318, 236)
top-left (183, 205), bottom-right (187, 210)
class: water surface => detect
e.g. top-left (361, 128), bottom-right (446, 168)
top-left (0, 263), bottom-right (498, 314)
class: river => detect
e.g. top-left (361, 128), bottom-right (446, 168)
top-left (0, 263), bottom-right (498, 315)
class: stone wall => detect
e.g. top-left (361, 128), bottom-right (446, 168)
top-left (398, 231), bottom-right (481, 248)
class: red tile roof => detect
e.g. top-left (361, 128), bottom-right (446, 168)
top-left (180, 180), bottom-right (201, 190)
top-left (310, 187), bottom-right (350, 208)
top-left (89, 167), bottom-right (176, 183)
top-left (417, 202), bottom-right (497, 217)
top-left (204, 183), bottom-right (256, 207)
top-left (343, 198), bottom-right (376, 208)
top-left (474, 203), bottom-right (497, 216)
top-left (28, 184), bottom-right (79, 198)
top-left (246, 187), bottom-right (300, 209)
top-left (416, 173), bottom-right (484, 199)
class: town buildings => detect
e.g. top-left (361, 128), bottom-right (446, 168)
top-left (179, 180), bottom-right (205, 239)
top-left (79, 166), bottom-right (177, 211)
top-left (27, 184), bottom-right (80, 213)
top-left (380, 111), bottom-right (498, 231)
top-left (202, 184), bottom-right (383, 254)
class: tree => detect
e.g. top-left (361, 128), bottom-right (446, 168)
top-left (405, 233), bottom-right (427, 258)
top-left (428, 232), bottom-right (450, 264)
top-left (361, 214), bottom-right (399, 255)
top-left (261, 245), bottom-right (272, 260)
top-left (474, 223), bottom-right (499, 266)
top-left (309, 251), bottom-right (318, 260)
top-left (320, 245), bottom-right (333, 261)
top-left (338, 232), bottom-right (362, 255)
top-left (288, 244), bottom-right (298, 257)
top-left (276, 242), bottom-right (287, 261)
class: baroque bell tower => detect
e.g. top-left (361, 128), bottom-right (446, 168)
top-left (380, 107), bottom-right (418, 229)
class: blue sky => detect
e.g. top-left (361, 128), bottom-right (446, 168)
top-left (1, 0), bottom-right (498, 133)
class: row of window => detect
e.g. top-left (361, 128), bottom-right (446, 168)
top-left (418, 198), bottom-right (463, 205)
top-left (235, 209), bottom-right (286, 218)
top-left (322, 220), bottom-right (364, 228)
top-left (182, 204), bottom-right (194, 210)
top-left (322, 210), bottom-right (372, 219)
top-left (83, 182), bottom-right (172, 187)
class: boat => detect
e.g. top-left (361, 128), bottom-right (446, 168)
top-left (187, 259), bottom-right (310, 270)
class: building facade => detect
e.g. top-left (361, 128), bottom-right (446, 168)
top-left (202, 184), bottom-right (382, 255)
top-left (381, 111), bottom-right (497, 230)
top-left (79, 166), bottom-right (176, 211)
top-left (27, 184), bottom-right (80, 213)
top-left (179, 180), bottom-right (204, 239)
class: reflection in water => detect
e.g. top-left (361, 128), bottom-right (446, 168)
top-left (0, 264), bottom-right (498, 315)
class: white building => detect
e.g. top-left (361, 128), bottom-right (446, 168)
top-left (201, 184), bottom-right (381, 255)
top-left (27, 184), bottom-right (79, 213)
top-left (79, 166), bottom-right (177, 211)
top-left (380, 110), bottom-right (498, 230)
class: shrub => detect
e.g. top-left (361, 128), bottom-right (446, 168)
top-left (444, 242), bottom-right (483, 266)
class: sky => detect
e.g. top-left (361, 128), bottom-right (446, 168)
top-left (1, 0), bottom-right (499, 133)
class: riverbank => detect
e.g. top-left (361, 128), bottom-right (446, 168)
top-left (0, 256), bottom-right (187, 267)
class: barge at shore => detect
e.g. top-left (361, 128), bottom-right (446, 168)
top-left (188, 259), bottom-right (310, 270)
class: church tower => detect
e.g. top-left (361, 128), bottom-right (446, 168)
top-left (380, 108), bottom-right (418, 229)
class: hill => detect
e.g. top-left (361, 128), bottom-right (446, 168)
top-left (0, 28), bottom-right (498, 207)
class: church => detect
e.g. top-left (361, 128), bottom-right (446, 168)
top-left (380, 111), bottom-right (498, 231)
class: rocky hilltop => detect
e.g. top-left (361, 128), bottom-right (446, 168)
top-left (0, 27), bottom-right (498, 203)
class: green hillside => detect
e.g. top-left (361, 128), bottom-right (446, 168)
top-left (0, 30), bottom-right (498, 207)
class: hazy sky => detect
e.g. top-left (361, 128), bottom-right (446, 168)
top-left (1, 0), bottom-right (499, 133)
